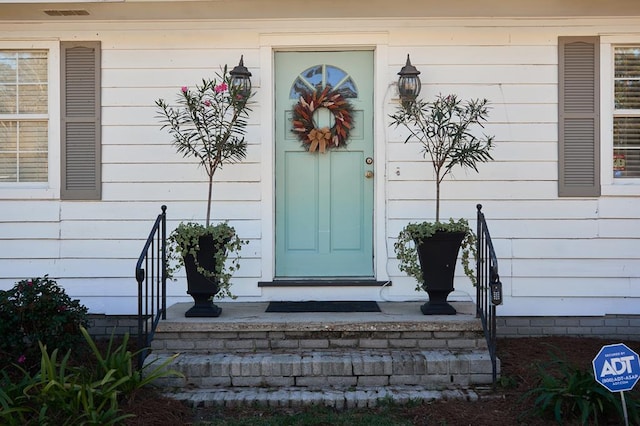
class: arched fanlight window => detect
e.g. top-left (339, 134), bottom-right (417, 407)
top-left (290, 64), bottom-right (358, 99)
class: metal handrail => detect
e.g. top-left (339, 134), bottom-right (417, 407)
top-left (476, 204), bottom-right (502, 385)
top-left (135, 205), bottom-right (167, 367)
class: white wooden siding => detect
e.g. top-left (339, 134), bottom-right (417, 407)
top-left (0, 15), bottom-right (639, 315)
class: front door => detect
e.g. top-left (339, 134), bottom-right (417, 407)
top-left (275, 51), bottom-right (374, 278)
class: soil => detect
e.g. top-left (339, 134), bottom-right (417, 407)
top-left (120, 337), bottom-right (640, 425)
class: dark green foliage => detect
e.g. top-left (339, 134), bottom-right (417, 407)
top-left (389, 93), bottom-right (494, 222)
top-left (79, 326), bottom-right (181, 396)
top-left (0, 275), bottom-right (88, 366)
top-left (520, 347), bottom-right (640, 425)
top-left (394, 218), bottom-right (476, 289)
top-left (0, 327), bottom-right (181, 425)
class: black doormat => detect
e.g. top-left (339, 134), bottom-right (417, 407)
top-left (265, 300), bottom-right (381, 313)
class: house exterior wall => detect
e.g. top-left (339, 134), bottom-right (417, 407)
top-left (1, 7), bottom-right (639, 317)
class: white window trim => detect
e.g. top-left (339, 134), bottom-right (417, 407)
top-left (600, 36), bottom-right (640, 196)
top-left (0, 40), bottom-right (60, 200)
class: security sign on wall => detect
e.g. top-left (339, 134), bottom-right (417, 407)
top-left (592, 343), bottom-right (640, 393)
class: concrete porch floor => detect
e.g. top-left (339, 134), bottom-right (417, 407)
top-left (156, 301), bottom-right (482, 334)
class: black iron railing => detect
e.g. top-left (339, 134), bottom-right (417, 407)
top-left (476, 204), bottom-right (502, 385)
top-left (135, 205), bottom-right (167, 367)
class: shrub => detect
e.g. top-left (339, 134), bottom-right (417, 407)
top-left (0, 327), bottom-right (181, 425)
top-left (520, 347), bottom-right (640, 425)
top-left (0, 275), bottom-right (88, 365)
top-left (79, 326), bottom-right (182, 397)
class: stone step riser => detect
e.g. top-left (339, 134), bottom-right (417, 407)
top-left (146, 350), bottom-right (496, 390)
top-left (169, 387), bottom-right (483, 409)
top-left (150, 330), bottom-right (488, 353)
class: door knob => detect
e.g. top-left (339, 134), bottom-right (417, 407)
top-left (365, 171), bottom-right (374, 179)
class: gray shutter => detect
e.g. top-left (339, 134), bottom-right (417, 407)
top-left (558, 36), bottom-right (600, 197)
top-left (61, 41), bottom-right (101, 200)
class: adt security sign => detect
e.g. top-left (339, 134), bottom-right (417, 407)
top-left (592, 343), bottom-right (640, 393)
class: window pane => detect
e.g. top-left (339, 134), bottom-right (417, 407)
top-left (18, 152), bottom-right (47, 182)
top-left (326, 65), bottom-right (346, 89)
top-left (613, 149), bottom-right (640, 178)
top-left (0, 153), bottom-right (17, 182)
top-left (615, 47), bottom-right (640, 78)
top-left (18, 52), bottom-right (47, 83)
top-left (614, 117), bottom-right (640, 147)
top-left (0, 52), bottom-right (17, 84)
top-left (336, 77), bottom-right (357, 98)
top-left (0, 85), bottom-right (17, 114)
top-left (613, 117), bottom-right (640, 177)
top-left (302, 65), bottom-right (323, 88)
top-left (19, 121), bottom-right (47, 151)
top-left (18, 84), bottom-right (47, 113)
top-left (290, 77), bottom-right (311, 99)
top-left (0, 121), bottom-right (17, 150)
top-left (615, 81), bottom-right (640, 109)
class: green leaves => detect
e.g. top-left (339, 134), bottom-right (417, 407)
top-left (389, 93), bottom-right (494, 222)
top-left (167, 221), bottom-right (247, 300)
top-left (520, 347), bottom-right (640, 425)
top-left (156, 66), bottom-right (253, 225)
top-left (394, 219), bottom-right (477, 289)
top-left (0, 328), bottom-right (182, 425)
top-left (0, 276), bottom-right (89, 368)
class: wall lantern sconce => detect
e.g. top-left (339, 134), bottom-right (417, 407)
top-left (397, 54), bottom-right (421, 106)
top-left (230, 55), bottom-right (252, 99)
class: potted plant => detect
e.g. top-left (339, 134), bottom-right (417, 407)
top-left (389, 93), bottom-right (494, 315)
top-left (156, 64), bottom-right (252, 317)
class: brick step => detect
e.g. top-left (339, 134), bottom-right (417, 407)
top-left (150, 330), bottom-right (488, 353)
top-left (167, 386), bottom-right (486, 409)
top-left (145, 349), bottom-right (496, 390)
top-left (149, 302), bottom-right (489, 354)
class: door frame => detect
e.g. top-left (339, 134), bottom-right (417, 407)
top-left (258, 32), bottom-right (391, 284)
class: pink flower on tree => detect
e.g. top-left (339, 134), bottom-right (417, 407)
top-left (181, 86), bottom-right (188, 93)
top-left (214, 82), bottom-right (227, 94)
top-left (204, 99), bottom-right (211, 107)
top-left (17, 354), bottom-right (26, 364)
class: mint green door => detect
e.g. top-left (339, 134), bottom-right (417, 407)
top-left (275, 51), bottom-right (374, 278)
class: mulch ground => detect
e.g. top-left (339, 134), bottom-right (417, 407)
top-left (121, 337), bottom-right (640, 425)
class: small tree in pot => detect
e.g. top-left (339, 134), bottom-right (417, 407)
top-left (156, 63), bottom-right (252, 317)
top-left (390, 93), bottom-right (494, 315)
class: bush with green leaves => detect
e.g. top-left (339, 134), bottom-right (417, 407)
top-left (0, 275), bottom-right (88, 365)
top-left (0, 327), bottom-right (181, 425)
top-left (520, 347), bottom-right (640, 425)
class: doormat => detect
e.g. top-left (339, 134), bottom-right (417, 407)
top-left (265, 301), bottom-right (381, 313)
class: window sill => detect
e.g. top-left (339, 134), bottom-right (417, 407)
top-left (601, 180), bottom-right (640, 196)
top-left (0, 186), bottom-right (58, 200)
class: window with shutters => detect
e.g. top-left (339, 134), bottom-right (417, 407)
top-left (613, 46), bottom-right (640, 178)
top-left (0, 50), bottom-right (48, 183)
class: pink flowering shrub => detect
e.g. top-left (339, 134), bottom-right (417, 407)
top-left (0, 275), bottom-right (88, 367)
top-left (155, 65), bottom-right (252, 226)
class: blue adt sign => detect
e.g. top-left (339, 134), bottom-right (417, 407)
top-left (592, 343), bottom-right (640, 393)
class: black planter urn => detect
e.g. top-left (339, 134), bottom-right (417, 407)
top-left (183, 234), bottom-right (225, 317)
top-left (414, 230), bottom-right (466, 315)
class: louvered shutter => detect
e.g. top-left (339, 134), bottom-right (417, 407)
top-left (61, 41), bottom-right (101, 200)
top-left (558, 36), bottom-right (600, 197)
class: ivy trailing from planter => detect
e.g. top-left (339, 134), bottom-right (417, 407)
top-left (167, 222), bottom-right (245, 300)
top-left (394, 219), bottom-right (476, 291)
